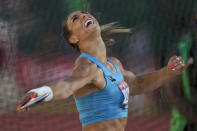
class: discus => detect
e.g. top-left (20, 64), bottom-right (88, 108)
top-left (20, 93), bottom-right (49, 110)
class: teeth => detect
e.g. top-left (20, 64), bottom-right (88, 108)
top-left (85, 19), bottom-right (93, 27)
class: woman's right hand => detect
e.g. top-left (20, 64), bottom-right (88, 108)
top-left (16, 92), bottom-right (38, 112)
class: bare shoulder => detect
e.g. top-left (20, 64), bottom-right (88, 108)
top-left (108, 57), bottom-right (124, 71)
top-left (109, 57), bottom-right (135, 78)
top-left (72, 57), bottom-right (97, 77)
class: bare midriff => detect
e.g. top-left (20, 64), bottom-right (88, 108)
top-left (83, 117), bottom-right (127, 131)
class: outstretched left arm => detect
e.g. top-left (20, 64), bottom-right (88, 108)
top-left (111, 56), bottom-right (190, 96)
top-left (124, 66), bottom-right (171, 95)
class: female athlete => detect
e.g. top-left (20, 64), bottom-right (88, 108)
top-left (17, 11), bottom-right (189, 131)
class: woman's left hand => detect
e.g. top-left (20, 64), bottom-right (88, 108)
top-left (167, 56), bottom-right (191, 75)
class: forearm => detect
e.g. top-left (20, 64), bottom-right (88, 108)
top-left (50, 80), bottom-right (73, 100)
top-left (17, 78), bottom-right (83, 112)
top-left (50, 77), bottom-right (88, 100)
top-left (131, 66), bottom-right (173, 95)
top-left (123, 56), bottom-right (186, 96)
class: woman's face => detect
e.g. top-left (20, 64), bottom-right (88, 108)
top-left (66, 11), bottom-right (100, 43)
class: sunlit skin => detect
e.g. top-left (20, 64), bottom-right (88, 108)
top-left (17, 11), bottom-right (189, 131)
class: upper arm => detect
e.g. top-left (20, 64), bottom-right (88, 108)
top-left (71, 58), bottom-right (97, 86)
top-left (51, 58), bottom-right (97, 99)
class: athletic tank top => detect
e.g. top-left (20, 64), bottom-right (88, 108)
top-left (74, 53), bottom-right (129, 126)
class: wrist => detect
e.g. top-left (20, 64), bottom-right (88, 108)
top-left (165, 66), bottom-right (176, 78)
top-left (28, 86), bottom-right (53, 102)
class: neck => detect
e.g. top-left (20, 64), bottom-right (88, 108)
top-left (78, 36), bottom-right (107, 63)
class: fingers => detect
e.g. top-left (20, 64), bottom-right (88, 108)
top-left (168, 56), bottom-right (193, 75)
top-left (17, 105), bottom-right (28, 112)
top-left (16, 92), bottom-right (37, 112)
top-left (169, 56), bottom-right (184, 71)
top-left (168, 56), bottom-right (185, 75)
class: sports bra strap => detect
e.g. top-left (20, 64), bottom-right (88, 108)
top-left (79, 53), bottom-right (121, 75)
top-left (79, 53), bottom-right (110, 75)
top-left (107, 58), bottom-right (121, 74)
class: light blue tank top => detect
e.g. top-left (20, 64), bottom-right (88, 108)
top-left (74, 53), bottom-right (128, 126)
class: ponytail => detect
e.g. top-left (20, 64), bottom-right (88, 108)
top-left (100, 22), bottom-right (132, 46)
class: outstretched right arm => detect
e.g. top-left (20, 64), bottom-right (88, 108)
top-left (17, 58), bottom-right (97, 111)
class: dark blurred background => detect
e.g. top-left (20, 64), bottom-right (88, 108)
top-left (0, 0), bottom-right (196, 131)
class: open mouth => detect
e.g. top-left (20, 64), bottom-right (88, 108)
top-left (84, 19), bottom-right (94, 28)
